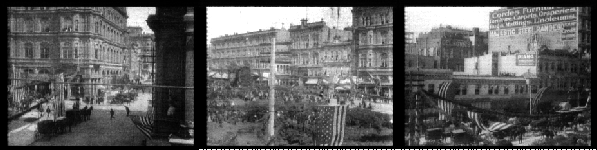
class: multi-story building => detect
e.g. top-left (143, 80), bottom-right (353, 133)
top-left (208, 27), bottom-right (291, 86)
top-left (288, 19), bottom-right (352, 90)
top-left (415, 26), bottom-right (489, 71)
top-left (126, 26), bottom-right (155, 83)
top-left (352, 7), bottom-right (393, 98)
top-left (8, 7), bottom-right (129, 102)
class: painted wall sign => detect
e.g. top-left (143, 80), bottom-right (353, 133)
top-left (516, 54), bottom-right (536, 66)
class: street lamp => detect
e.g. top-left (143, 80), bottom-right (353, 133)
top-left (524, 75), bottom-right (532, 115)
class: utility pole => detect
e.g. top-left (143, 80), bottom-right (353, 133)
top-left (267, 37), bottom-right (276, 144)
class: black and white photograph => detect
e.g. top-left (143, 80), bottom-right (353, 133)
top-left (7, 7), bottom-right (194, 146)
top-left (207, 7), bottom-right (393, 146)
top-left (405, 7), bottom-right (591, 146)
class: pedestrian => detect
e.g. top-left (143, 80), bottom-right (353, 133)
top-left (46, 106), bottom-right (51, 118)
top-left (124, 106), bottom-right (130, 116)
top-left (89, 106), bottom-right (93, 120)
top-left (110, 108), bottom-right (115, 120)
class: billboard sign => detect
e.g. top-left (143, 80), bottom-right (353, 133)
top-left (516, 54), bottom-right (536, 66)
top-left (489, 7), bottom-right (578, 30)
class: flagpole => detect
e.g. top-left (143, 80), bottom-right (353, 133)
top-left (267, 37), bottom-right (276, 144)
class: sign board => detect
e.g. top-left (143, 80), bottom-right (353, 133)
top-left (516, 54), bottom-right (536, 66)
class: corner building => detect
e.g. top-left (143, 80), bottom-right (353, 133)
top-left (8, 7), bottom-right (129, 101)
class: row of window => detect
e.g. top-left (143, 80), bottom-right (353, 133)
top-left (306, 67), bottom-right (351, 77)
top-left (9, 41), bottom-right (125, 64)
top-left (359, 11), bottom-right (392, 27)
top-left (537, 60), bottom-right (589, 74)
top-left (357, 29), bottom-right (393, 46)
top-left (212, 46), bottom-right (276, 58)
top-left (293, 49), bottom-right (351, 65)
top-left (358, 51), bottom-right (393, 68)
top-left (212, 35), bottom-right (274, 49)
top-left (291, 32), bottom-right (320, 49)
top-left (10, 14), bottom-right (125, 45)
top-left (18, 67), bottom-right (123, 77)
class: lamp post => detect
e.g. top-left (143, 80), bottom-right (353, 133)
top-left (525, 77), bottom-right (532, 115)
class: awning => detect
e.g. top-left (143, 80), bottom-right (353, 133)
top-left (559, 102), bottom-right (571, 111)
top-left (335, 85), bottom-right (351, 91)
top-left (130, 115), bottom-right (154, 139)
top-left (305, 78), bottom-right (318, 85)
top-left (487, 122), bottom-right (515, 132)
top-left (337, 78), bottom-right (352, 85)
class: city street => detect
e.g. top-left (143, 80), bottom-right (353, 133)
top-left (8, 92), bottom-right (152, 146)
top-left (29, 109), bottom-right (147, 146)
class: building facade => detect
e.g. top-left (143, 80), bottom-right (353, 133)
top-left (352, 7), bottom-right (393, 98)
top-left (208, 28), bottom-right (292, 86)
top-left (8, 7), bottom-right (129, 102)
top-left (288, 19), bottom-right (352, 89)
top-left (126, 26), bottom-right (155, 83)
top-left (415, 26), bottom-right (489, 71)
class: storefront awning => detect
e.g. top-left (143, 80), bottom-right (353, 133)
top-left (305, 78), bottom-right (318, 85)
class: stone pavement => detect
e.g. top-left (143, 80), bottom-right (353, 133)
top-left (27, 109), bottom-right (148, 146)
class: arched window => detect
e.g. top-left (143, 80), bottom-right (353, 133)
top-left (41, 18), bottom-right (50, 32)
top-left (40, 42), bottom-right (50, 58)
top-left (63, 16), bottom-right (73, 31)
top-left (62, 42), bottom-right (72, 58)
top-left (380, 53), bottom-right (388, 68)
top-left (26, 18), bottom-right (34, 32)
top-left (39, 69), bottom-right (50, 74)
top-left (25, 42), bottom-right (34, 58)
top-left (95, 45), bottom-right (99, 59)
top-left (74, 42), bottom-right (79, 58)
top-left (24, 68), bottom-right (34, 74)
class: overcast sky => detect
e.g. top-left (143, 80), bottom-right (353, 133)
top-left (406, 7), bottom-right (501, 36)
top-left (207, 7), bottom-right (353, 46)
top-left (127, 7), bottom-right (155, 34)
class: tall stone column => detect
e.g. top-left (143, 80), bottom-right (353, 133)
top-left (184, 7), bottom-right (194, 124)
top-left (147, 7), bottom-right (187, 138)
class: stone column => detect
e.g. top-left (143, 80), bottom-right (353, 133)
top-left (147, 7), bottom-right (187, 138)
top-left (184, 7), bottom-right (194, 124)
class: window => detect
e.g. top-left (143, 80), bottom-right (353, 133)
top-left (74, 43), bottom-right (79, 58)
top-left (494, 85), bottom-right (499, 94)
top-left (39, 69), bottom-right (50, 74)
top-left (25, 42), bottom-right (34, 58)
top-left (360, 53), bottom-right (366, 67)
top-left (26, 18), bottom-right (34, 32)
top-left (488, 85), bottom-right (494, 95)
top-left (504, 85), bottom-right (509, 95)
top-left (40, 42), bottom-right (50, 58)
top-left (63, 17), bottom-right (73, 31)
top-left (41, 18), bottom-right (50, 32)
top-left (475, 84), bottom-right (480, 95)
top-left (95, 46), bottom-right (99, 59)
top-left (380, 53), bottom-right (388, 68)
top-left (428, 84), bottom-right (435, 94)
top-left (62, 42), bottom-right (72, 58)
top-left (461, 85), bottom-right (467, 95)
top-left (531, 85), bottom-right (538, 93)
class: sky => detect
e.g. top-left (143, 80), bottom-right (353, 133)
top-left (406, 7), bottom-right (501, 37)
top-left (126, 7), bottom-right (156, 34)
top-left (207, 7), bottom-right (353, 46)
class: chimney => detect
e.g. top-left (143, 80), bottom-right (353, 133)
top-left (301, 18), bottom-right (308, 26)
top-left (473, 27), bottom-right (479, 36)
